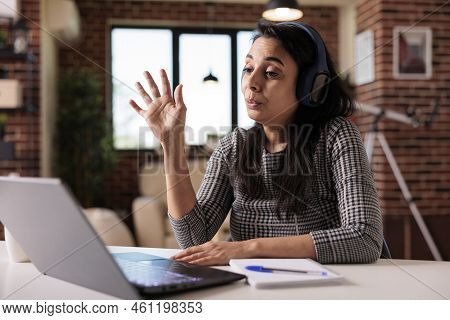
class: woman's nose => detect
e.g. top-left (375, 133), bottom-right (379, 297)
top-left (247, 73), bottom-right (261, 92)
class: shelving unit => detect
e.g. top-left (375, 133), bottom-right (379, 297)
top-left (0, 50), bottom-right (35, 111)
top-left (0, 51), bottom-right (27, 60)
top-left (0, 49), bottom-right (36, 160)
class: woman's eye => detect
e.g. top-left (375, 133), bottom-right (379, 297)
top-left (266, 71), bottom-right (278, 78)
top-left (242, 67), bottom-right (252, 74)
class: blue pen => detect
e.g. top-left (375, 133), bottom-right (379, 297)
top-left (246, 265), bottom-right (328, 276)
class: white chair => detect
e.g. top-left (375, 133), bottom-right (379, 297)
top-left (83, 207), bottom-right (135, 247)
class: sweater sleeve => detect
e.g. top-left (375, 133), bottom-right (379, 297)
top-left (310, 119), bottom-right (383, 264)
top-left (168, 137), bottom-right (234, 249)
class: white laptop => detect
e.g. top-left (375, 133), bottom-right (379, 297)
top-left (0, 176), bottom-right (245, 299)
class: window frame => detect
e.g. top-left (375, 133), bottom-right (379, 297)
top-left (108, 24), bottom-right (254, 151)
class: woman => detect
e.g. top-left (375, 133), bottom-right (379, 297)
top-left (129, 22), bottom-right (383, 266)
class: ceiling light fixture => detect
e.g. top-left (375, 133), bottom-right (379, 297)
top-left (203, 2), bottom-right (219, 85)
top-left (262, 0), bottom-right (303, 22)
top-left (203, 70), bottom-right (219, 84)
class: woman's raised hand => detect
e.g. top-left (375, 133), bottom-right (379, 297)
top-left (129, 69), bottom-right (186, 146)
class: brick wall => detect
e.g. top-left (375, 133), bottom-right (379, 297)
top-left (58, 1), bottom-right (339, 229)
top-left (0, 0), bottom-right (40, 240)
top-left (355, 0), bottom-right (450, 260)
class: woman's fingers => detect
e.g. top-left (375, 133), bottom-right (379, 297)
top-left (174, 84), bottom-right (185, 108)
top-left (172, 244), bottom-right (205, 260)
top-left (176, 252), bottom-right (206, 263)
top-left (160, 69), bottom-right (172, 96)
top-left (129, 99), bottom-right (144, 117)
top-left (144, 71), bottom-right (161, 98)
top-left (172, 248), bottom-right (196, 260)
top-left (188, 257), bottom-right (213, 266)
top-left (135, 82), bottom-right (152, 105)
top-left (170, 242), bottom-right (232, 266)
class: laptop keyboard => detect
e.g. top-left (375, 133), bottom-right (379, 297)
top-left (114, 257), bottom-right (203, 287)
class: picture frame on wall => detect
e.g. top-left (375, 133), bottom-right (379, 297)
top-left (393, 26), bottom-right (432, 80)
top-left (354, 29), bottom-right (375, 85)
top-left (0, 0), bottom-right (19, 19)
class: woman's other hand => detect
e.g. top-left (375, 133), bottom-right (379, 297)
top-left (129, 69), bottom-right (186, 146)
top-left (171, 241), bottom-right (255, 266)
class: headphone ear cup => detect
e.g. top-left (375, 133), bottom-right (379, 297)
top-left (285, 22), bottom-right (330, 108)
top-left (297, 70), bottom-right (330, 108)
top-left (310, 73), bottom-right (330, 105)
top-left (297, 68), bottom-right (315, 107)
top-left (296, 75), bottom-right (304, 105)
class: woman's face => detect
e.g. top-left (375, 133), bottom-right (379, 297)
top-left (241, 36), bottom-right (299, 126)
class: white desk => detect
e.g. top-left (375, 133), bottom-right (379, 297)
top-left (0, 241), bottom-right (449, 300)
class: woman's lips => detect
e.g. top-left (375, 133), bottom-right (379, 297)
top-left (246, 99), bottom-right (262, 109)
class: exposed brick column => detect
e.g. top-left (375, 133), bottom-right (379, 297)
top-left (355, 0), bottom-right (450, 260)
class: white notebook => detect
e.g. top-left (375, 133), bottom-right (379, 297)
top-left (229, 258), bottom-right (343, 289)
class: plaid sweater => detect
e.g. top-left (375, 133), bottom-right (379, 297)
top-left (169, 116), bottom-right (383, 264)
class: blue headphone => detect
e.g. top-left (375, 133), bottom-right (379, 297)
top-left (275, 22), bottom-right (331, 108)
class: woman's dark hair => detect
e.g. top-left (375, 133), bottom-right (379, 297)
top-left (233, 22), bottom-right (355, 217)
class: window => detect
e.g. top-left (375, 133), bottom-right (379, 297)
top-left (179, 34), bottom-right (231, 145)
top-left (237, 31), bottom-right (256, 129)
top-left (110, 26), bottom-right (255, 149)
top-left (111, 28), bottom-right (172, 149)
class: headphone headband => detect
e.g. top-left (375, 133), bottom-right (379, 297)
top-left (277, 22), bottom-right (331, 108)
